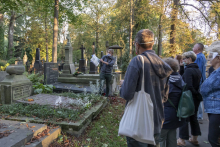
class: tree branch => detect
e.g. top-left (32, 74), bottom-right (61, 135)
top-left (178, 3), bottom-right (211, 28)
top-left (180, 5), bottom-right (191, 21)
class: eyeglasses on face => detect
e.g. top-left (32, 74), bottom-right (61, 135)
top-left (183, 57), bottom-right (189, 60)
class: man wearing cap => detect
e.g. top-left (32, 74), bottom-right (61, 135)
top-left (193, 43), bottom-right (207, 121)
top-left (120, 29), bottom-right (172, 147)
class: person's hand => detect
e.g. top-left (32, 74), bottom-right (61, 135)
top-left (120, 80), bottom-right (124, 86)
top-left (100, 59), bottom-right (103, 62)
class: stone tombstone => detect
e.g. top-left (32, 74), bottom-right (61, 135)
top-left (44, 62), bottom-right (59, 85)
top-left (78, 44), bottom-right (87, 73)
top-left (23, 52), bottom-right (28, 65)
top-left (15, 57), bottom-right (23, 65)
top-left (70, 64), bottom-right (76, 74)
top-left (60, 34), bottom-right (75, 76)
top-left (0, 64), bottom-right (32, 104)
top-left (26, 60), bottom-right (30, 72)
top-left (34, 48), bottom-right (42, 74)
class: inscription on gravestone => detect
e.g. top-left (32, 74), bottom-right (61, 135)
top-left (12, 84), bottom-right (32, 100)
top-left (44, 63), bottom-right (59, 84)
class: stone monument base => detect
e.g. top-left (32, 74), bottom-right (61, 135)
top-left (0, 74), bottom-right (32, 104)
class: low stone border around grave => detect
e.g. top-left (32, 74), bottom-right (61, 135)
top-left (1, 98), bottom-right (108, 137)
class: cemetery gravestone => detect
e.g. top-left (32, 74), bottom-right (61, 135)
top-left (34, 48), bottom-right (43, 74)
top-left (60, 34), bottom-right (75, 77)
top-left (26, 60), bottom-right (30, 72)
top-left (79, 45), bottom-right (87, 73)
top-left (44, 63), bottom-right (59, 85)
top-left (0, 64), bottom-right (32, 104)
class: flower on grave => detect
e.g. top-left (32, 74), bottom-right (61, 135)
top-left (84, 101), bottom-right (92, 109)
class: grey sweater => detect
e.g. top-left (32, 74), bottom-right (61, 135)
top-left (120, 50), bottom-right (172, 135)
top-left (100, 55), bottom-right (115, 74)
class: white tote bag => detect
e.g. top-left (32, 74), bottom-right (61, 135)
top-left (118, 55), bottom-right (155, 145)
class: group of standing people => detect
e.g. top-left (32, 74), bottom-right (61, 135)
top-left (119, 29), bottom-right (220, 147)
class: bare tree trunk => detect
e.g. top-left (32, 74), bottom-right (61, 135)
top-left (8, 11), bottom-right (15, 59)
top-left (45, 16), bottom-right (48, 62)
top-left (217, 15), bottom-right (220, 40)
top-left (0, 12), bottom-right (4, 59)
top-left (158, 15), bottom-right (162, 56)
top-left (170, 0), bottom-right (178, 56)
top-left (129, 0), bottom-right (133, 56)
top-left (96, 30), bottom-right (99, 55)
top-left (52, 0), bottom-right (59, 63)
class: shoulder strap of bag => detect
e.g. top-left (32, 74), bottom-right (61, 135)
top-left (167, 99), bottom-right (177, 112)
top-left (166, 76), bottom-right (178, 111)
top-left (138, 55), bottom-right (145, 91)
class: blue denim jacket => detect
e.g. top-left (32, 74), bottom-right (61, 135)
top-left (195, 52), bottom-right (206, 83)
top-left (200, 67), bottom-right (220, 114)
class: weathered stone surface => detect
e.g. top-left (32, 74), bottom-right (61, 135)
top-left (15, 94), bottom-right (81, 109)
top-left (60, 34), bottom-right (75, 77)
top-left (0, 74), bottom-right (32, 104)
top-left (6, 65), bottom-right (25, 75)
top-left (53, 83), bottom-right (93, 93)
top-left (44, 62), bottom-right (59, 85)
top-left (25, 127), bottom-right (61, 147)
top-left (0, 71), bottom-right (8, 82)
top-left (0, 119), bottom-right (47, 147)
top-left (77, 74), bottom-right (100, 79)
top-left (58, 77), bottom-right (97, 85)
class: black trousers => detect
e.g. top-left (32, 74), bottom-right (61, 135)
top-left (208, 113), bottom-right (220, 147)
top-left (179, 100), bottom-right (201, 140)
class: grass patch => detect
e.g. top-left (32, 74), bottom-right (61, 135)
top-left (50, 97), bottom-right (127, 147)
top-left (0, 103), bottom-right (85, 121)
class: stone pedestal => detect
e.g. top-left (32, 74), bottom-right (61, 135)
top-left (89, 61), bottom-right (98, 74)
top-left (34, 48), bottom-right (42, 74)
top-left (113, 56), bottom-right (118, 71)
top-left (79, 59), bottom-right (87, 73)
top-left (60, 34), bottom-right (75, 77)
top-left (0, 65), bottom-right (32, 104)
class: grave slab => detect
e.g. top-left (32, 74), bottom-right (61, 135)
top-left (53, 82), bottom-right (93, 93)
top-left (15, 94), bottom-right (82, 109)
top-left (3, 96), bottom-right (107, 137)
top-left (0, 119), bottom-right (47, 147)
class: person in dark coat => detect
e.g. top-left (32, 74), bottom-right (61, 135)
top-left (159, 58), bottom-right (185, 147)
top-left (177, 51), bottom-right (202, 146)
top-left (99, 49), bottom-right (115, 97)
top-left (120, 29), bottom-right (173, 147)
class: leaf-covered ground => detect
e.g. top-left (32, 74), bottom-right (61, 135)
top-left (49, 96), bottom-right (127, 147)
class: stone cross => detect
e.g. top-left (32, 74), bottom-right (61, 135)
top-left (80, 45), bottom-right (85, 60)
